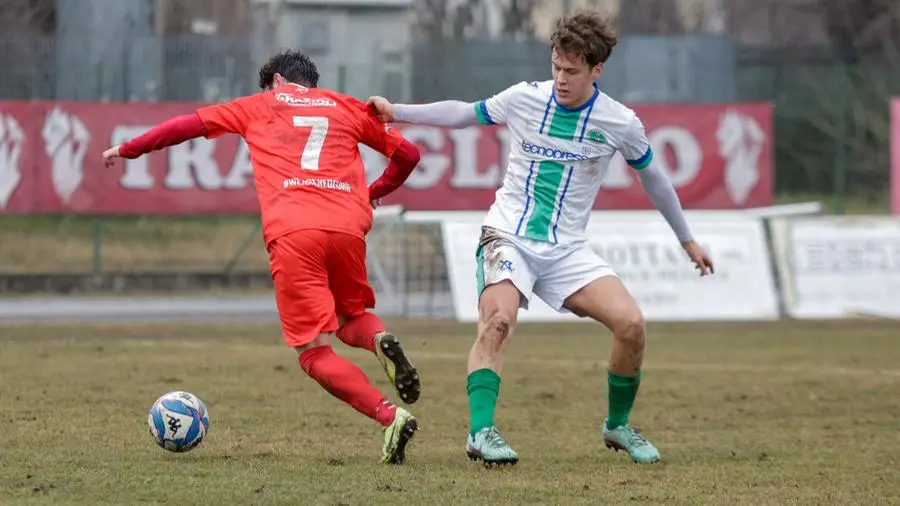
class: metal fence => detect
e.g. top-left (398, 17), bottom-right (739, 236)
top-left (0, 35), bottom-right (257, 102)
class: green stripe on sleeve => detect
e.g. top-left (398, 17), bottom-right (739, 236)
top-left (475, 244), bottom-right (486, 295)
top-left (628, 148), bottom-right (654, 170)
top-left (474, 102), bottom-right (491, 125)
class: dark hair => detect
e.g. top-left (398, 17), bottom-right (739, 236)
top-left (550, 12), bottom-right (618, 67)
top-left (258, 49), bottom-right (320, 89)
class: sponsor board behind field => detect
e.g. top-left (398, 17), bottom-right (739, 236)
top-left (771, 216), bottom-right (900, 319)
top-left (442, 211), bottom-right (780, 322)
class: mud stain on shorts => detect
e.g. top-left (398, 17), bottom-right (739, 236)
top-left (479, 226), bottom-right (508, 272)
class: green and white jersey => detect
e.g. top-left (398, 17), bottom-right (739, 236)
top-left (474, 80), bottom-right (654, 245)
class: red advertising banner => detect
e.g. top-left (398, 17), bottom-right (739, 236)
top-left (892, 98), bottom-right (900, 215)
top-left (0, 101), bottom-right (773, 214)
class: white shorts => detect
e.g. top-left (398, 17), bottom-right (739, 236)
top-left (475, 226), bottom-right (618, 313)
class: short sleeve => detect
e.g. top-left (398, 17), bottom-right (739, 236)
top-left (360, 108), bottom-right (404, 158)
top-left (621, 115), bottom-right (654, 170)
top-left (196, 96), bottom-right (256, 138)
top-left (473, 81), bottom-right (529, 126)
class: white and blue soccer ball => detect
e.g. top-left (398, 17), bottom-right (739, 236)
top-left (148, 391), bottom-right (210, 453)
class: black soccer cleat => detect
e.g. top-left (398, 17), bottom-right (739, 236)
top-left (375, 333), bottom-right (421, 405)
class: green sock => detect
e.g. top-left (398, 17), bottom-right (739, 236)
top-left (467, 368), bottom-right (501, 436)
top-left (606, 371), bottom-right (641, 430)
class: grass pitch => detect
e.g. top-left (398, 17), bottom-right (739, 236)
top-left (1, 320), bottom-right (899, 505)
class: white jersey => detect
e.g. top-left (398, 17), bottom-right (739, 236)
top-left (474, 80), bottom-right (653, 245)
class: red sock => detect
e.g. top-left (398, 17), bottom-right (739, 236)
top-left (336, 313), bottom-right (383, 353)
top-left (374, 399), bottom-right (398, 427)
top-left (298, 345), bottom-right (394, 426)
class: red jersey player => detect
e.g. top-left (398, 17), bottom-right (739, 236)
top-left (102, 50), bottom-right (422, 464)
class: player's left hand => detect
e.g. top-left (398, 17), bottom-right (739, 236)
top-left (370, 198), bottom-right (383, 209)
top-left (681, 240), bottom-right (714, 276)
top-left (102, 145), bottom-right (122, 167)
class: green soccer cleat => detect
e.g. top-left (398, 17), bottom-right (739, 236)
top-left (380, 407), bottom-right (418, 465)
top-left (374, 333), bottom-right (421, 404)
top-left (603, 419), bottom-right (661, 464)
top-left (466, 426), bottom-right (519, 467)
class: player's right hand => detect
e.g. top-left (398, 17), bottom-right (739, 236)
top-left (370, 198), bottom-right (383, 209)
top-left (102, 145), bottom-right (122, 167)
top-left (367, 96), bottom-right (394, 123)
top-left (681, 240), bottom-right (714, 276)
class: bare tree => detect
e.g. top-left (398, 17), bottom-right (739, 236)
top-left (502, 0), bottom-right (540, 39)
top-left (816, 0), bottom-right (898, 61)
top-left (413, 0), bottom-right (451, 39)
top-left (617, 0), bottom-right (685, 36)
top-left (0, 0), bottom-right (55, 34)
top-left (414, 0), bottom-right (542, 40)
top-left (768, 0), bottom-right (900, 203)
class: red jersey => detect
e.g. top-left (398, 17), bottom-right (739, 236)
top-left (195, 84), bottom-right (404, 245)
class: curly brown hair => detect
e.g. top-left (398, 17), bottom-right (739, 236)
top-left (550, 12), bottom-right (618, 67)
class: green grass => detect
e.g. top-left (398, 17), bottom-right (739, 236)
top-left (1, 320), bottom-right (899, 505)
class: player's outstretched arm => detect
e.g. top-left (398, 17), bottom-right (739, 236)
top-left (102, 113), bottom-right (208, 166)
top-left (368, 138), bottom-right (421, 200)
top-left (636, 163), bottom-right (714, 275)
top-left (369, 82), bottom-right (523, 128)
top-left (395, 101), bottom-right (480, 128)
top-left (368, 96), bottom-right (479, 128)
top-left (635, 162), bottom-right (692, 242)
top-left (623, 115), bottom-right (713, 275)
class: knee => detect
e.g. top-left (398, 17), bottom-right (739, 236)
top-left (612, 313), bottom-right (646, 349)
top-left (294, 334), bottom-right (331, 354)
top-left (478, 310), bottom-right (513, 347)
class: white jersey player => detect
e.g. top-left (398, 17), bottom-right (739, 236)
top-left (369, 12), bottom-right (713, 467)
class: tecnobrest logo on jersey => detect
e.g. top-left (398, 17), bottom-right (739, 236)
top-left (520, 139), bottom-right (589, 161)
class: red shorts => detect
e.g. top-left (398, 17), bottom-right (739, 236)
top-left (267, 229), bottom-right (375, 347)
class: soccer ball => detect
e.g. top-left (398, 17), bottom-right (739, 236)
top-left (148, 391), bottom-right (210, 453)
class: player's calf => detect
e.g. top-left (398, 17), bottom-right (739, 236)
top-left (609, 315), bottom-right (646, 371)
top-left (336, 312), bottom-right (382, 353)
top-left (476, 312), bottom-right (512, 355)
top-left (297, 340), bottom-right (389, 417)
top-left (470, 281), bottom-right (520, 373)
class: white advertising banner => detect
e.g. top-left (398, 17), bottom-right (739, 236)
top-left (442, 213), bottom-right (780, 322)
top-left (772, 217), bottom-right (900, 319)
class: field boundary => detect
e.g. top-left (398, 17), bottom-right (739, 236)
top-left (0, 271), bottom-right (272, 295)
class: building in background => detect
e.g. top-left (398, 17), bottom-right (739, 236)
top-left (250, 0), bottom-right (414, 102)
